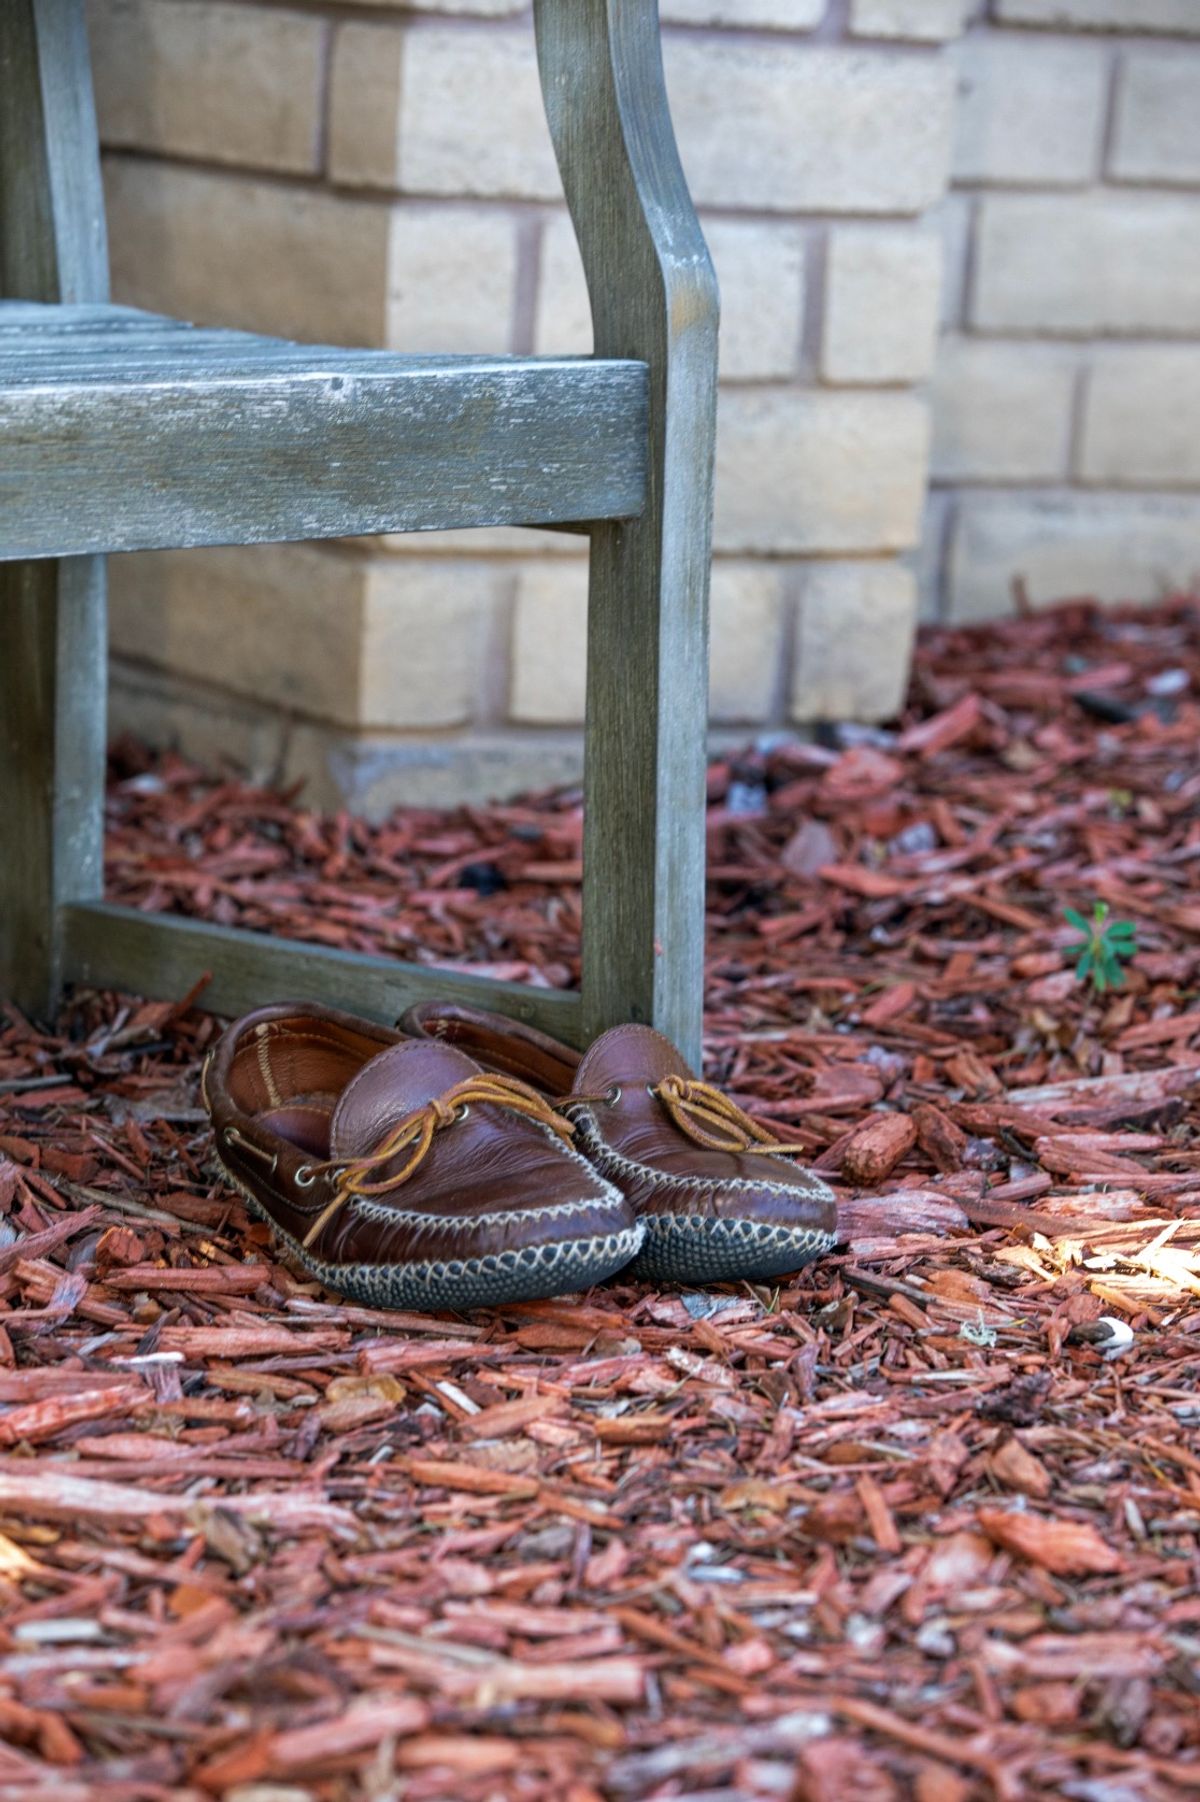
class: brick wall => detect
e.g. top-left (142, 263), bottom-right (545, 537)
top-left (90, 0), bottom-right (1200, 813)
top-left (929, 0), bottom-right (1200, 622)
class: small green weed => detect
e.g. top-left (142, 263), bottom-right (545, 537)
top-left (1064, 901), bottom-right (1137, 994)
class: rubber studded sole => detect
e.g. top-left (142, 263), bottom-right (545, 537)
top-left (218, 1160), bottom-right (644, 1311)
top-left (625, 1212), bottom-right (837, 1287)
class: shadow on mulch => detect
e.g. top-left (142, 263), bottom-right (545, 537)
top-left (1, 598), bottom-right (1198, 1800)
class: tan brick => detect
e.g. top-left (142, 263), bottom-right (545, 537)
top-left (951, 33), bottom-right (1106, 185)
top-left (849, 0), bottom-right (967, 40)
top-left (331, 24), bottom-right (562, 200)
top-left (930, 340), bottom-right (1076, 481)
top-left (792, 563), bottom-right (917, 723)
top-left (104, 159), bottom-right (390, 344)
top-left (662, 0), bottom-right (826, 25)
top-left (327, 25), bottom-right (407, 190)
top-left (995, 0), bottom-right (1200, 31)
top-left (1079, 350), bottom-right (1200, 489)
top-left (706, 220), bottom-right (807, 381)
top-left (357, 559), bottom-right (498, 727)
top-left (534, 213), bottom-right (805, 380)
top-left (665, 40), bottom-right (955, 214)
top-left (109, 544), bottom-right (497, 730)
top-left (384, 205), bottom-right (517, 353)
top-left (946, 497), bottom-right (1200, 623)
top-left (1111, 51), bottom-right (1200, 187)
top-left (532, 217), bottom-right (592, 358)
top-left (709, 565), bottom-right (786, 724)
top-left (510, 562), bottom-right (588, 725)
top-left (715, 390), bottom-right (930, 554)
top-left (973, 196), bottom-right (1200, 336)
top-left (822, 227), bottom-right (941, 384)
top-left (89, 0), bottom-right (323, 174)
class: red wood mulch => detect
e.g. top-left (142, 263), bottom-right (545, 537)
top-left (2, 597), bottom-right (1199, 1802)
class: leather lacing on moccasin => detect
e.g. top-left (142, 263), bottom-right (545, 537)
top-left (564, 1072), bottom-right (813, 1159)
top-left (298, 1073), bottom-right (577, 1250)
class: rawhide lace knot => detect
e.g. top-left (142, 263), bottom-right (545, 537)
top-left (653, 1073), bottom-right (810, 1157)
top-left (301, 1074), bottom-right (575, 1249)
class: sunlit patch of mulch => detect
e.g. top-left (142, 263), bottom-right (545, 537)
top-left (2, 597), bottom-right (1199, 1801)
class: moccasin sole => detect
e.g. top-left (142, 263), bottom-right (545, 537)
top-left (625, 1212), bottom-right (837, 1286)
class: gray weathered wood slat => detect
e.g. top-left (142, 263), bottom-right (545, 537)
top-left (0, 302), bottom-right (630, 371)
top-left (63, 904), bottom-right (585, 1044)
top-left (535, 0), bottom-right (719, 1071)
top-left (0, 304), bottom-right (647, 559)
top-left (0, 0), bottom-right (108, 1019)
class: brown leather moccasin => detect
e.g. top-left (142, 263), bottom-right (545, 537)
top-left (203, 1003), bottom-right (643, 1310)
top-left (401, 1003), bottom-right (838, 1286)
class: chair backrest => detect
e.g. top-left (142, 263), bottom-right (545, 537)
top-left (0, 0), bottom-right (107, 305)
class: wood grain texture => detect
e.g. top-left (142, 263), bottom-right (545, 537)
top-left (0, 305), bottom-right (648, 558)
top-left (0, 1), bottom-right (107, 1018)
top-left (63, 904), bottom-right (585, 1043)
top-left (535, 0), bottom-right (719, 1070)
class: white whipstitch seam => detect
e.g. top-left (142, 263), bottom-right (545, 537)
top-left (574, 1114), bottom-right (835, 1204)
top-left (253, 1023), bottom-right (283, 1109)
top-left (530, 1115), bottom-right (623, 1187)
top-left (348, 1191), bottom-right (627, 1233)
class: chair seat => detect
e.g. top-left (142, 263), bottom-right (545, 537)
top-left (0, 303), bottom-right (648, 560)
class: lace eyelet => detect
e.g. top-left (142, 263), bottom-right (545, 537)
top-left (607, 1085), bottom-right (622, 1105)
top-left (455, 1104), bottom-right (471, 1123)
top-left (294, 1164), bottom-right (317, 1188)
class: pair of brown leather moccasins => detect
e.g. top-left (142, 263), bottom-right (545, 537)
top-left (203, 1001), bottom-right (838, 1312)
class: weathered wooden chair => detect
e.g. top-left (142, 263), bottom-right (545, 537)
top-left (0, 0), bottom-right (718, 1068)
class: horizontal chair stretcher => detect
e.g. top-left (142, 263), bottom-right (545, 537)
top-left (62, 903), bottom-right (585, 1045)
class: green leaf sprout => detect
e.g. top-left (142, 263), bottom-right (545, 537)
top-left (1064, 901), bottom-right (1137, 995)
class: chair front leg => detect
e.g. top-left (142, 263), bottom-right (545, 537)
top-left (534, 0), bottom-right (720, 1072)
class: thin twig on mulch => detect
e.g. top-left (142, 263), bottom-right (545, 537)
top-left (1, 597), bottom-right (1198, 1801)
